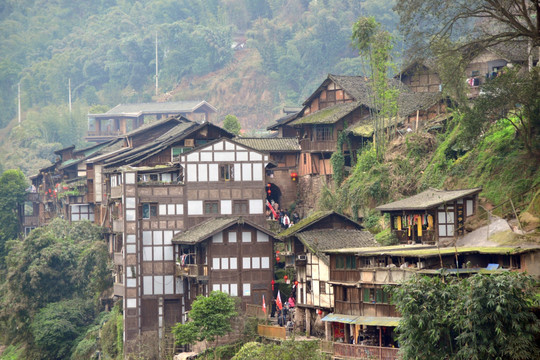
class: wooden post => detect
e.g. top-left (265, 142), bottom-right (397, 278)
top-left (415, 110), bottom-right (419, 131)
top-left (305, 308), bottom-right (311, 337)
top-left (379, 327), bottom-right (382, 359)
top-left (509, 198), bottom-right (523, 232)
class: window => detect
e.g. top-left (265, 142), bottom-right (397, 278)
top-left (346, 255), bottom-right (356, 269)
top-left (315, 126), bottom-right (332, 141)
top-left (438, 206), bottom-right (455, 237)
top-left (220, 164), bottom-right (234, 181)
top-left (233, 200), bottom-right (248, 214)
top-left (336, 256), bottom-right (345, 269)
top-left (142, 203), bottom-right (157, 219)
top-left (320, 281), bottom-right (327, 294)
top-left (24, 226), bottom-right (36, 237)
top-left (363, 288), bottom-right (374, 303)
top-left (70, 204), bottom-right (94, 221)
top-left (204, 201), bottom-right (219, 214)
top-left (303, 153), bottom-right (307, 165)
top-left (24, 201), bottom-right (34, 216)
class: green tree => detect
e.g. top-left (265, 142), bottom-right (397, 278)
top-left (351, 16), bottom-right (399, 161)
top-left (391, 273), bottom-right (540, 360)
top-left (30, 298), bottom-right (96, 360)
top-left (0, 168), bottom-right (27, 266)
top-left (223, 114), bottom-right (242, 135)
top-left (0, 219), bottom-right (109, 344)
top-left (172, 291), bottom-right (238, 347)
top-left (395, 0), bottom-right (540, 61)
top-left (461, 67), bottom-right (540, 158)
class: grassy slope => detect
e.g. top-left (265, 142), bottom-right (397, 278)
top-left (324, 118), bottom-right (540, 238)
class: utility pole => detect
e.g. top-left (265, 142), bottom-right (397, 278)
top-left (68, 78), bottom-right (72, 115)
top-left (155, 31), bottom-right (158, 96)
top-left (18, 82), bottom-right (21, 125)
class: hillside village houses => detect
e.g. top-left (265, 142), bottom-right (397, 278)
top-left (18, 47), bottom-right (540, 359)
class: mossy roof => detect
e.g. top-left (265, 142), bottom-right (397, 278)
top-left (376, 187), bottom-right (482, 211)
top-left (234, 137), bottom-right (300, 152)
top-left (297, 229), bottom-right (379, 265)
top-left (290, 102), bottom-right (362, 126)
top-left (276, 211), bottom-right (335, 239)
top-left (325, 245), bottom-right (540, 258)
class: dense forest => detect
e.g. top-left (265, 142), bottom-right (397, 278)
top-left (0, 0), bottom-right (398, 175)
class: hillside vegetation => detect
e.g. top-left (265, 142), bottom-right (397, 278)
top-left (0, 0), bottom-right (398, 175)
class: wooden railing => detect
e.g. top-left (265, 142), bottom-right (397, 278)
top-left (333, 343), bottom-right (400, 360)
top-left (175, 263), bottom-right (208, 279)
top-left (300, 138), bottom-right (337, 152)
top-left (394, 229), bottom-right (435, 244)
top-left (257, 324), bottom-right (286, 340)
top-left (246, 304), bottom-right (267, 319)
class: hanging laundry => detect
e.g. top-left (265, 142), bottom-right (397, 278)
top-left (397, 215), bottom-right (402, 231)
top-left (417, 219), bottom-right (422, 237)
top-left (427, 215), bottom-right (433, 230)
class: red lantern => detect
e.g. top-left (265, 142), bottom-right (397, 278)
top-left (294, 280), bottom-right (298, 286)
top-left (290, 172), bottom-right (298, 181)
top-left (267, 189), bottom-right (271, 195)
top-left (276, 250), bottom-right (280, 254)
top-left (276, 256), bottom-right (280, 262)
top-left (271, 279), bottom-right (275, 291)
top-left (284, 275), bottom-right (288, 280)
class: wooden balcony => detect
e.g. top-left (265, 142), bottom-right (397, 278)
top-left (175, 263), bottom-right (208, 281)
top-left (335, 343), bottom-right (400, 360)
top-left (299, 138), bottom-right (337, 152)
top-left (394, 229), bottom-right (436, 245)
top-left (112, 220), bottom-right (123, 232)
top-left (110, 185), bottom-right (123, 199)
top-left (322, 342), bottom-right (400, 360)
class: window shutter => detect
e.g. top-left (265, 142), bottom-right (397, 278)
top-left (363, 288), bottom-right (370, 302)
top-left (376, 289), bottom-right (383, 303)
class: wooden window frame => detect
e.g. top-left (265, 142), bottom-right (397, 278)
top-left (142, 203), bottom-right (157, 219)
top-left (204, 201), bottom-right (219, 214)
top-left (315, 126), bottom-right (332, 141)
top-left (220, 164), bottom-right (234, 181)
top-left (233, 200), bottom-right (248, 214)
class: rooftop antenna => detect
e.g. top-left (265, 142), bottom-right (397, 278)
top-left (155, 31), bottom-right (159, 96)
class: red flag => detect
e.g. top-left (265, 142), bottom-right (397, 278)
top-left (262, 295), bottom-right (267, 314)
top-left (276, 290), bottom-right (283, 310)
top-left (267, 200), bottom-right (278, 219)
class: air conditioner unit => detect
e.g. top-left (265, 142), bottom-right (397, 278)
top-left (184, 139), bottom-right (194, 147)
top-left (297, 255), bottom-right (307, 261)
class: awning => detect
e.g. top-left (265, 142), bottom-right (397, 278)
top-left (352, 316), bottom-right (401, 327)
top-left (321, 313), bottom-right (359, 324)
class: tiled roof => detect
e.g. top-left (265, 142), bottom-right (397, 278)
top-left (296, 229), bottom-right (378, 265)
top-left (90, 100), bottom-right (217, 117)
top-left (398, 92), bottom-right (442, 117)
top-left (171, 217), bottom-right (240, 244)
top-left (171, 217), bottom-right (277, 244)
top-left (346, 117), bottom-right (373, 137)
top-left (276, 211), bottom-right (334, 239)
top-left (376, 187), bottom-right (482, 211)
top-left (234, 137), bottom-right (300, 152)
top-left (290, 102), bottom-right (362, 125)
top-left (267, 112), bottom-right (301, 130)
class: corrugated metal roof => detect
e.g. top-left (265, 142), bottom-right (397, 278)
top-left (322, 313), bottom-right (359, 323)
top-left (234, 137), bottom-right (300, 151)
top-left (376, 187), bottom-right (482, 211)
top-left (322, 313), bottom-right (401, 327)
top-left (352, 316), bottom-right (401, 327)
top-left (91, 101), bottom-right (217, 116)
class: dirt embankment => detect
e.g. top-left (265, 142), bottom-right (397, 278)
top-left (160, 49), bottom-right (280, 131)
